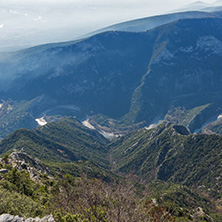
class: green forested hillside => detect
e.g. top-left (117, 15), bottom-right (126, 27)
top-left (1, 119), bottom-right (222, 221)
top-left (110, 124), bottom-right (222, 198)
top-left (2, 119), bottom-right (222, 196)
top-left (0, 117), bottom-right (110, 172)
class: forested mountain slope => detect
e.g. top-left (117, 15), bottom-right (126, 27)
top-left (1, 16), bottom-right (222, 137)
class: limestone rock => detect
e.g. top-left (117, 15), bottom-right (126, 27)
top-left (0, 214), bottom-right (55, 222)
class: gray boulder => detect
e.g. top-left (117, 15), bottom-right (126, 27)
top-left (0, 214), bottom-right (55, 222)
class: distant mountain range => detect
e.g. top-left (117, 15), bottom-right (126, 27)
top-left (1, 11), bottom-right (222, 137)
top-left (88, 11), bottom-right (219, 34)
top-left (173, 0), bottom-right (222, 13)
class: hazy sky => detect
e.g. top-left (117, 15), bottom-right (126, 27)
top-left (0, 0), bottom-right (218, 51)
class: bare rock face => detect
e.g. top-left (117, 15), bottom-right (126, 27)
top-left (0, 214), bottom-right (54, 222)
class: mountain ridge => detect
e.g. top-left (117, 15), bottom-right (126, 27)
top-left (1, 16), bottom-right (222, 138)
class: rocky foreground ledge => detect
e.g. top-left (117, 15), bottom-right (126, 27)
top-left (0, 214), bottom-right (55, 222)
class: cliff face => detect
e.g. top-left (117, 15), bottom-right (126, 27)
top-left (125, 18), bottom-right (222, 124)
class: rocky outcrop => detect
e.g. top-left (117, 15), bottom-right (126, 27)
top-left (0, 214), bottom-right (54, 222)
top-left (192, 208), bottom-right (214, 222)
top-left (0, 151), bottom-right (48, 182)
top-left (9, 151), bottom-right (43, 171)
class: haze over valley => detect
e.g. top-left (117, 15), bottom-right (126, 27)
top-left (0, 0), bottom-right (217, 51)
